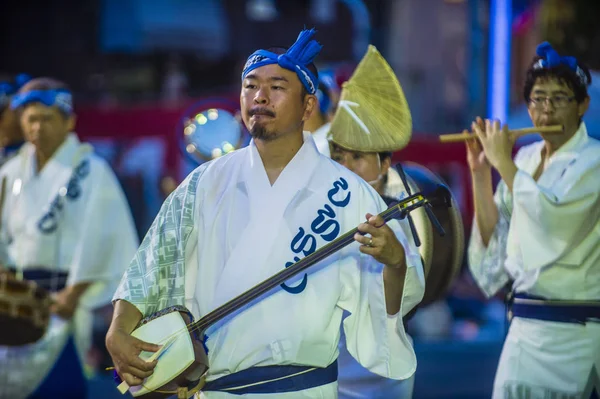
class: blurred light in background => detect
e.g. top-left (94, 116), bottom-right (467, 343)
top-left (246, 0), bottom-right (279, 22)
top-left (100, 0), bottom-right (229, 59)
top-left (488, 0), bottom-right (512, 122)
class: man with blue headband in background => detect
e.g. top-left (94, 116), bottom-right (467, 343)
top-left (467, 43), bottom-right (600, 397)
top-left (0, 77), bottom-right (138, 398)
top-left (304, 70), bottom-right (339, 157)
top-left (107, 29), bottom-right (424, 398)
top-left (0, 73), bottom-right (31, 166)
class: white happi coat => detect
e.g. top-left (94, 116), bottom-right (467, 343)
top-left (114, 132), bottom-right (425, 399)
top-left (0, 133), bottom-right (138, 398)
top-left (310, 122), bottom-right (331, 158)
top-left (468, 123), bottom-right (600, 398)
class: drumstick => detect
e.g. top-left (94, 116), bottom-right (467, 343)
top-left (439, 125), bottom-right (564, 143)
top-left (117, 336), bottom-right (176, 394)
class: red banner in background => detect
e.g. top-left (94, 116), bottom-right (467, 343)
top-left (76, 104), bottom-right (187, 172)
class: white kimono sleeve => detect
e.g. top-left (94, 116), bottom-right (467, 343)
top-left (112, 168), bottom-right (202, 317)
top-left (68, 161), bottom-right (139, 309)
top-left (512, 167), bottom-right (600, 271)
top-left (0, 169), bottom-right (12, 266)
top-left (468, 180), bottom-right (512, 298)
top-left (338, 189), bottom-right (425, 381)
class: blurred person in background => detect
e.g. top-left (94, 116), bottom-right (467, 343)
top-left (304, 70), bottom-right (339, 157)
top-left (468, 42), bottom-right (600, 398)
top-left (0, 77), bottom-right (138, 398)
top-left (161, 53), bottom-right (189, 107)
top-left (0, 73), bottom-right (31, 166)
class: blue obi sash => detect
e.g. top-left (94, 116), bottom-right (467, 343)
top-left (7, 267), bottom-right (68, 293)
top-left (203, 361), bottom-right (338, 395)
top-left (508, 292), bottom-right (600, 324)
top-left (113, 361), bottom-right (338, 396)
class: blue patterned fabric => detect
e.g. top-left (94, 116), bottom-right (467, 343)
top-left (241, 29), bottom-right (322, 95)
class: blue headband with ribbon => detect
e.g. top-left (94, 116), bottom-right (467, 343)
top-left (533, 42), bottom-right (590, 86)
top-left (10, 88), bottom-right (73, 115)
top-left (241, 28), bottom-right (323, 95)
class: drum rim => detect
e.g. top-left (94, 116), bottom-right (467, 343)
top-left (403, 175), bottom-right (435, 278)
top-left (399, 162), bottom-right (465, 306)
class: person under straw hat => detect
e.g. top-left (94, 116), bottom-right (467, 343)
top-left (325, 45), bottom-right (421, 399)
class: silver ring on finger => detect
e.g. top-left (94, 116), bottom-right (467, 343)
top-left (368, 238), bottom-right (374, 247)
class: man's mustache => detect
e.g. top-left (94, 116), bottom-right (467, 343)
top-left (249, 108), bottom-right (276, 117)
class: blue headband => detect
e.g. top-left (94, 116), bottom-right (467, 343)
top-left (533, 42), bottom-right (590, 86)
top-left (10, 89), bottom-right (73, 115)
top-left (316, 87), bottom-right (330, 115)
top-left (241, 28), bottom-right (323, 95)
top-left (316, 71), bottom-right (338, 114)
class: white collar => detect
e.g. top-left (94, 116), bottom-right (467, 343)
top-left (243, 131), bottom-right (323, 219)
top-left (20, 133), bottom-right (82, 180)
top-left (549, 122), bottom-right (589, 159)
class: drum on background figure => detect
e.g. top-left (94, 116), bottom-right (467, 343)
top-left (397, 162), bottom-right (465, 306)
top-left (0, 271), bottom-right (52, 346)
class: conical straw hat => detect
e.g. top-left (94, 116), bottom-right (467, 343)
top-left (328, 45), bottom-right (412, 152)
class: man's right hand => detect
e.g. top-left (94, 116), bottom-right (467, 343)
top-left (465, 117), bottom-right (491, 174)
top-left (106, 327), bottom-right (161, 387)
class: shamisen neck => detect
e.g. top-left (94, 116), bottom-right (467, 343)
top-left (187, 192), bottom-right (428, 334)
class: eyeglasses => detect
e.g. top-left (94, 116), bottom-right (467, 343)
top-left (529, 95), bottom-right (575, 109)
